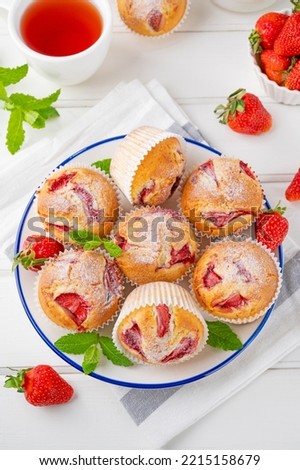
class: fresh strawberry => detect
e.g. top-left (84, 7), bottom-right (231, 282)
top-left (256, 202), bottom-right (289, 251)
top-left (249, 12), bottom-right (288, 54)
top-left (273, 9), bottom-right (300, 57)
top-left (4, 365), bottom-right (74, 406)
top-left (285, 59), bottom-right (300, 90)
top-left (214, 88), bottom-right (272, 135)
top-left (285, 168), bottom-right (300, 201)
top-left (260, 49), bottom-right (291, 85)
top-left (12, 234), bottom-right (64, 271)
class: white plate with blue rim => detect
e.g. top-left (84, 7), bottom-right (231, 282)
top-left (14, 135), bottom-right (283, 389)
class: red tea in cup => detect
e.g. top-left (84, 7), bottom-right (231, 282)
top-left (20, 0), bottom-right (103, 57)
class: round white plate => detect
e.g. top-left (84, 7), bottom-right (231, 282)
top-left (14, 136), bottom-right (283, 389)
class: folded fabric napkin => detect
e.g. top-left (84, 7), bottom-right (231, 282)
top-left (1, 79), bottom-right (299, 449)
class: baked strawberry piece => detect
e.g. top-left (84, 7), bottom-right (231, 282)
top-left (112, 207), bottom-right (197, 285)
top-left (13, 234), bottom-right (64, 271)
top-left (193, 240), bottom-right (280, 323)
top-left (38, 250), bottom-right (123, 331)
top-left (181, 157), bottom-right (263, 237)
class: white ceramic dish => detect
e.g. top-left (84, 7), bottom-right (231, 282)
top-left (14, 135), bottom-right (283, 389)
top-left (249, 9), bottom-right (300, 105)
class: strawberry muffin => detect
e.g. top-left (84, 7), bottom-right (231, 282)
top-left (181, 157), bottom-right (263, 237)
top-left (113, 282), bottom-right (208, 365)
top-left (113, 207), bottom-right (197, 284)
top-left (110, 126), bottom-right (186, 206)
top-left (38, 250), bottom-right (123, 331)
top-left (192, 240), bottom-right (280, 323)
top-left (117, 0), bottom-right (188, 37)
top-left (37, 167), bottom-right (119, 243)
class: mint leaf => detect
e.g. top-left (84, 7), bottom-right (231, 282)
top-left (207, 321), bottom-right (243, 351)
top-left (6, 108), bottom-right (25, 155)
top-left (83, 240), bottom-right (102, 250)
top-left (23, 110), bottom-right (44, 127)
top-left (69, 230), bottom-right (122, 258)
top-left (38, 106), bottom-right (60, 120)
top-left (54, 332), bottom-right (99, 354)
top-left (91, 158), bottom-right (112, 175)
top-left (98, 336), bottom-right (134, 367)
top-left (0, 82), bottom-right (8, 101)
top-left (9, 89), bottom-right (61, 110)
top-left (69, 230), bottom-right (97, 245)
top-left (82, 344), bottom-right (100, 375)
top-left (102, 239), bottom-right (123, 258)
top-left (0, 64), bottom-right (28, 86)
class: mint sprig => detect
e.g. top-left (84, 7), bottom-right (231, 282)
top-left (207, 321), bottom-right (243, 351)
top-left (69, 230), bottom-right (122, 258)
top-left (0, 64), bottom-right (60, 154)
top-left (54, 332), bottom-right (133, 374)
top-left (91, 158), bottom-right (112, 176)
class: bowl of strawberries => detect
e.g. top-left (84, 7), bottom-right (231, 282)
top-left (249, 0), bottom-right (300, 105)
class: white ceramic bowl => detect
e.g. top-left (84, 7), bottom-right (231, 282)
top-left (249, 9), bottom-right (300, 106)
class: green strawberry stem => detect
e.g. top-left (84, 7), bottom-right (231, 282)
top-left (3, 368), bottom-right (31, 392)
top-left (264, 200), bottom-right (286, 215)
top-left (291, 0), bottom-right (300, 13)
top-left (12, 247), bottom-right (48, 271)
top-left (214, 89), bottom-right (246, 124)
top-left (249, 29), bottom-right (262, 54)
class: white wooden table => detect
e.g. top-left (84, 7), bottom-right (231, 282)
top-left (1, 0), bottom-right (300, 450)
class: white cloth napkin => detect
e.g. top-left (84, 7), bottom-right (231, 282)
top-left (1, 79), bottom-right (300, 449)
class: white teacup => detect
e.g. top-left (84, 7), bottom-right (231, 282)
top-left (0, 0), bottom-right (113, 85)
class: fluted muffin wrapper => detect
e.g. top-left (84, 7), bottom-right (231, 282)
top-left (110, 205), bottom-right (199, 287)
top-left (177, 155), bottom-right (265, 239)
top-left (110, 126), bottom-right (186, 205)
top-left (116, 0), bottom-right (191, 39)
top-left (112, 281), bottom-right (208, 365)
top-left (33, 248), bottom-right (125, 333)
top-left (189, 238), bottom-right (283, 325)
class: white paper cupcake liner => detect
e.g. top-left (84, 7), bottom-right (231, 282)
top-left (116, 0), bottom-right (191, 39)
top-left (189, 238), bottom-right (282, 325)
top-left (34, 248), bottom-right (125, 333)
top-left (177, 156), bottom-right (265, 239)
top-left (112, 281), bottom-right (208, 365)
top-left (110, 205), bottom-right (199, 286)
top-left (110, 126), bottom-right (186, 205)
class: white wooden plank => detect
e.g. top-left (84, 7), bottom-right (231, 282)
top-left (167, 369), bottom-right (300, 450)
top-left (0, 369), bottom-right (299, 449)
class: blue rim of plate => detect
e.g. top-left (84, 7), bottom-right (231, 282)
top-left (14, 136), bottom-right (283, 389)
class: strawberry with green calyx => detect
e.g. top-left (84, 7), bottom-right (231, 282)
top-left (285, 59), bottom-right (300, 90)
top-left (249, 12), bottom-right (288, 54)
top-left (214, 89), bottom-right (272, 135)
top-left (285, 168), bottom-right (300, 201)
top-left (260, 50), bottom-right (291, 86)
top-left (256, 202), bottom-right (289, 251)
top-left (12, 234), bottom-right (64, 271)
top-left (4, 365), bottom-right (74, 406)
